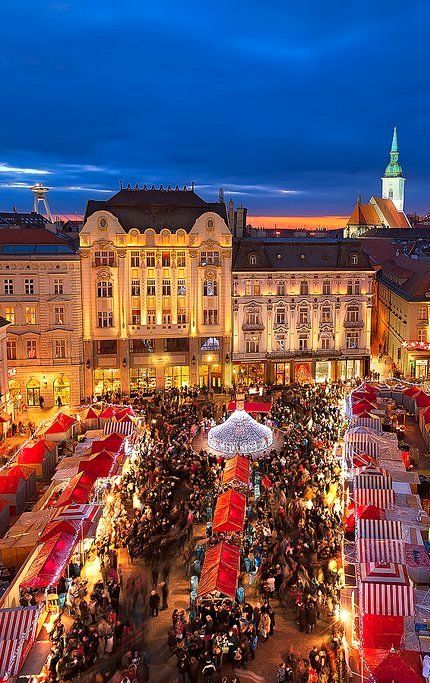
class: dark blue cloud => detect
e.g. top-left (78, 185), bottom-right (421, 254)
top-left (0, 0), bottom-right (429, 216)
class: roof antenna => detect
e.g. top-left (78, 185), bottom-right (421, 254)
top-left (191, 181), bottom-right (195, 192)
top-left (219, 187), bottom-right (225, 202)
top-left (119, 180), bottom-right (123, 189)
top-left (358, 194), bottom-right (362, 205)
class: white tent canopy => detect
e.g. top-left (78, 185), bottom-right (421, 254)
top-left (208, 409), bottom-right (273, 455)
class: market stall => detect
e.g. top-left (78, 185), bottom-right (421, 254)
top-left (0, 605), bottom-right (40, 682)
top-left (54, 471), bottom-right (95, 508)
top-left (18, 439), bottom-right (57, 480)
top-left (197, 542), bottom-right (240, 599)
top-left (0, 509), bottom-right (55, 569)
top-left (221, 454), bottom-right (251, 489)
top-left (19, 531), bottom-right (77, 591)
top-left (360, 581), bottom-right (415, 616)
top-left (43, 412), bottom-right (77, 442)
top-left (212, 490), bottom-right (246, 533)
top-left (361, 648), bottom-right (423, 683)
top-left (0, 469), bottom-right (28, 516)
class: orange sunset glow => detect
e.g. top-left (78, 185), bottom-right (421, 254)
top-left (249, 215), bottom-right (348, 230)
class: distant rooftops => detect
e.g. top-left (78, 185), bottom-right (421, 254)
top-left (0, 212), bottom-right (51, 229)
top-left (347, 197), bottom-right (410, 229)
top-left (362, 238), bottom-right (430, 300)
top-left (0, 228), bottom-right (76, 255)
top-left (84, 186), bottom-right (229, 232)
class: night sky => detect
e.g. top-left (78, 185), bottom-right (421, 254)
top-left (1, 1), bottom-right (429, 220)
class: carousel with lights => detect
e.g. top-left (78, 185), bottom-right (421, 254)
top-left (208, 389), bottom-right (273, 455)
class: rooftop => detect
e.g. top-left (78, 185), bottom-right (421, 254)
top-left (0, 212), bottom-right (51, 229)
top-left (84, 186), bottom-right (229, 232)
top-left (362, 238), bottom-right (430, 300)
top-left (0, 228), bottom-right (76, 255)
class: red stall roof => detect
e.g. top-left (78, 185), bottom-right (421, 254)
top-left (362, 649), bottom-right (423, 683)
top-left (78, 449), bottom-right (115, 478)
top-left (227, 401), bottom-right (272, 414)
top-left (413, 390), bottom-right (430, 407)
top-left (99, 406), bottom-right (116, 419)
top-left (54, 471), bottom-right (95, 507)
top-left (352, 400), bottom-right (377, 415)
top-left (403, 386), bottom-right (421, 397)
top-left (0, 471), bottom-right (24, 494)
top-left (213, 490), bottom-right (246, 533)
top-left (80, 406), bottom-right (100, 420)
top-left (114, 406), bottom-right (136, 422)
top-left (198, 542), bottom-right (240, 598)
top-left (18, 440), bottom-right (49, 464)
top-left (20, 532), bottom-right (76, 589)
top-left (361, 614), bottom-right (404, 649)
top-left (222, 455), bottom-right (251, 487)
top-left (90, 433), bottom-right (125, 454)
top-left (44, 412), bottom-right (76, 436)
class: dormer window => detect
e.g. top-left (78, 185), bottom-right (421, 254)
top-left (249, 253), bottom-right (257, 266)
top-left (351, 253), bottom-right (358, 265)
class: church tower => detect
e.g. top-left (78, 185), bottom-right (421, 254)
top-left (381, 127), bottom-right (405, 212)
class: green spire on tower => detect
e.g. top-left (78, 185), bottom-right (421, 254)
top-left (384, 126), bottom-right (403, 178)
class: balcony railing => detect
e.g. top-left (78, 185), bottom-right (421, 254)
top-left (343, 320), bottom-right (364, 329)
top-left (242, 322), bottom-right (265, 331)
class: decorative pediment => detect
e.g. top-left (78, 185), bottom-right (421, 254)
top-left (97, 268), bottom-right (112, 280)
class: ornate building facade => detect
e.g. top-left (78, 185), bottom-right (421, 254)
top-left (0, 228), bottom-right (83, 409)
top-left (79, 187), bottom-right (233, 396)
top-left (232, 238), bottom-right (374, 384)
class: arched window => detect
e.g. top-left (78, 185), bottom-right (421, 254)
top-left (249, 253), bottom-right (257, 266)
top-left (26, 378), bottom-right (40, 407)
top-left (388, 188), bottom-right (394, 199)
top-left (53, 376), bottom-right (71, 406)
top-left (351, 253), bottom-right (358, 265)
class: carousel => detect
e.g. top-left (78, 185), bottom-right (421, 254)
top-left (208, 393), bottom-right (273, 455)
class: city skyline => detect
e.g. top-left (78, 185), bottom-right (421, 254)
top-left (1, 1), bottom-right (430, 217)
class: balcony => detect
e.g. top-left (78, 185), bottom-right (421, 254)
top-left (343, 319), bottom-right (364, 329)
top-left (242, 322), bottom-right (265, 331)
top-left (266, 349), bottom-right (343, 360)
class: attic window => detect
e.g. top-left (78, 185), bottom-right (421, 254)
top-left (99, 217), bottom-right (107, 229)
top-left (248, 253), bottom-right (257, 266)
top-left (207, 219), bottom-right (214, 228)
top-left (351, 253), bottom-right (358, 265)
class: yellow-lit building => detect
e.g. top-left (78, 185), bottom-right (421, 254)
top-left (232, 238), bottom-right (375, 383)
top-left (80, 186), bottom-right (233, 396)
top-left (0, 225), bottom-right (83, 409)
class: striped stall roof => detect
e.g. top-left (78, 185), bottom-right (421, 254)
top-left (361, 582), bottom-right (415, 616)
top-left (358, 539), bottom-right (405, 564)
top-left (103, 421), bottom-right (134, 436)
top-left (357, 519), bottom-right (404, 540)
top-left (0, 606), bottom-right (39, 679)
top-left (360, 562), bottom-right (411, 585)
top-left (355, 488), bottom-right (395, 508)
top-left (354, 474), bottom-right (392, 490)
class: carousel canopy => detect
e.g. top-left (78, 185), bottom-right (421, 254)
top-left (208, 409), bottom-right (273, 454)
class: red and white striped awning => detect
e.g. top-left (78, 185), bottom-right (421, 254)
top-left (355, 488), bottom-right (395, 508)
top-left (357, 519), bottom-right (404, 540)
top-left (354, 474), bottom-right (392, 490)
top-left (358, 538), bottom-right (406, 564)
top-left (0, 606), bottom-right (39, 680)
top-left (360, 562), bottom-right (411, 585)
top-left (103, 421), bottom-right (134, 436)
top-left (361, 582), bottom-right (415, 616)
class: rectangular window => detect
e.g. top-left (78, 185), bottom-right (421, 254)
top-left (321, 306), bottom-right (331, 323)
top-left (245, 280), bottom-right (252, 296)
top-left (164, 338), bottom-right (189, 352)
top-left (97, 281), bottom-right (112, 298)
top-left (130, 250), bottom-right (140, 267)
top-left (200, 251), bottom-right (220, 266)
top-left (177, 279), bottom-right (186, 296)
top-left (4, 306), bottom-right (15, 324)
top-left (321, 337), bottom-right (331, 350)
top-left (162, 310), bottom-right (171, 325)
top-left (53, 278), bottom-right (64, 295)
top-left (298, 308), bottom-right (309, 324)
top-left (147, 310), bottom-right (156, 324)
top-left (94, 251), bottom-right (115, 266)
top-left (276, 308), bottom-right (286, 325)
top-left (26, 339), bottom-right (37, 359)
top-left (347, 280), bottom-right (353, 295)
top-left (25, 306), bottom-right (36, 325)
top-left (53, 339), bottom-right (66, 359)
top-left (277, 281), bottom-right (286, 296)
top-left (203, 280), bottom-right (218, 296)
top-left (203, 309), bottom-right (218, 325)
top-left (146, 252), bottom-right (155, 267)
top-left (97, 340), bottom-right (117, 354)
top-left (54, 306), bottom-right (65, 325)
top-left (275, 335), bottom-right (286, 351)
top-left (131, 309), bottom-right (141, 325)
top-left (162, 251), bottom-right (171, 267)
top-left (97, 311), bottom-right (113, 328)
top-left (354, 280), bottom-right (361, 295)
top-left (177, 251), bottom-right (186, 267)
top-left (298, 335), bottom-right (308, 351)
top-left (4, 278), bottom-right (13, 295)
top-left (178, 308), bottom-right (187, 324)
top-left (418, 328), bottom-right (427, 343)
top-left (130, 339), bottom-right (153, 354)
top-left (6, 340), bottom-right (16, 360)
top-left (300, 281), bottom-right (309, 295)
top-left (246, 339), bottom-right (259, 353)
top-left (245, 311), bottom-right (260, 325)
top-left (346, 332), bottom-right (359, 349)
top-left (419, 307), bottom-right (428, 320)
top-left (131, 279), bottom-right (141, 296)
top-left (253, 282), bottom-right (261, 296)
top-left (322, 280), bottom-right (331, 295)
top-left (162, 279), bottom-right (171, 296)
top-left (146, 279), bottom-right (156, 296)
top-left (24, 278), bottom-right (34, 295)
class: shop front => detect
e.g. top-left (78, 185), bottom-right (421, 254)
top-left (93, 368), bottom-right (121, 397)
top-left (53, 376), bottom-right (71, 406)
top-left (409, 357), bottom-right (430, 380)
top-left (315, 360), bottom-right (333, 383)
top-left (129, 367), bottom-right (157, 395)
top-left (26, 378), bottom-right (40, 407)
top-left (233, 362), bottom-right (266, 386)
top-left (164, 365), bottom-right (190, 389)
top-left (274, 362), bottom-right (291, 386)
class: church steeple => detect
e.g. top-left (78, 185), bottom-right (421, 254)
top-left (384, 127), bottom-right (403, 178)
top-left (381, 127), bottom-right (405, 212)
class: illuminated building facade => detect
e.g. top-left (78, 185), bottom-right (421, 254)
top-left (232, 238), bottom-right (374, 384)
top-left (0, 228), bottom-right (83, 409)
top-left (0, 316), bottom-right (11, 431)
top-left (80, 186), bottom-right (233, 396)
top-left (364, 239), bottom-right (430, 379)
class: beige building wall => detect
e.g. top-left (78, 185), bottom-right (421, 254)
top-left (80, 210), bottom-right (232, 395)
top-left (0, 257), bottom-right (83, 410)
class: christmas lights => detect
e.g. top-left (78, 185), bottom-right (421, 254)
top-left (208, 409), bottom-right (273, 454)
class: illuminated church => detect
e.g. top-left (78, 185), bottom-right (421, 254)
top-left (345, 128), bottom-right (411, 237)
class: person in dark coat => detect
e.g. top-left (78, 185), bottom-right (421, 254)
top-left (149, 590), bottom-right (160, 617)
top-left (160, 581), bottom-right (169, 610)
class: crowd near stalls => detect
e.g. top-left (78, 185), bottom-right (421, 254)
top-left (0, 405), bottom-right (137, 683)
top-left (167, 383), bottom-right (348, 683)
top-left (344, 381), bottom-right (430, 683)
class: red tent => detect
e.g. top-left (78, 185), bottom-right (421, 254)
top-left (78, 449), bottom-right (115, 478)
top-left (213, 490), bottom-right (246, 533)
top-left (403, 386), bottom-right (421, 397)
top-left (198, 542), bottom-right (240, 598)
top-left (20, 532), bottom-right (76, 589)
top-left (80, 406), bottom-right (100, 420)
top-left (99, 406), bottom-right (116, 419)
top-left (44, 412), bottom-right (76, 440)
top-left (39, 518), bottom-right (82, 542)
top-left (361, 614), bottom-right (404, 649)
top-left (4, 465), bottom-right (36, 501)
top-left (227, 401), bottom-right (272, 413)
top-left (18, 439), bottom-right (57, 480)
top-left (114, 406), bottom-right (135, 422)
top-left (361, 383), bottom-right (380, 396)
top-left (351, 391), bottom-right (378, 404)
top-left (90, 433), bottom-right (124, 454)
top-left (413, 390), bottom-right (430, 408)
top-left (0, 470), bottom-right (27, 515)
top-left (420, 406), bottom-right (430, 424)
top-left (345, 504), bottom-right (384, 533)
top-left (353, 453), bottom-right (375, 467)
top-left (352, 400), bottom-right (377, 415)
top-left (362, 648), bottom-right (423, 683)
top-left (222, 455), bottom-right (251, 487)
top-left (54, 471), bottom-right (95, 507)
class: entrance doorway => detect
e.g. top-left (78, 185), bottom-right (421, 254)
top-left (53, 376), bottom-right (71, 406)
top-left (26, 378), bottom-right (40, 407)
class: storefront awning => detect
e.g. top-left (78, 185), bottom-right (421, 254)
top-left (20, 532), bottom-right (76, 589)
top-left (103, 420), bottom-right (134, 436)
top-left (355, 488), bottom-right (395, 508)
top-left (354, 473), bottom-right (393, 490)
top-left (213, 490), bottom-right (246, 533)
top-left (197, 542), bottom-right (240, 598)
top-left (361, 582), bottom-right (415, 616)
top-left (357, 519), bottom-right (404, 540)
top-left (358, 539), bottom-right (406, 564)
top-left (0, 606), bottom-right (39, 681)
top-left (221, 454), bottom-right (251, 487)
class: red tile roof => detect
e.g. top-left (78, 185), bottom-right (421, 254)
top-left (348, 202), bottom-right (380, 226)
top-left (372, 197), bottom-right (410, 228)
top-left (0, 228), bottom-right (64, 244)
